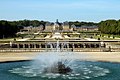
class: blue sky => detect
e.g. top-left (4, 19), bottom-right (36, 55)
top-left (0, 0), bottom-right (120, 22)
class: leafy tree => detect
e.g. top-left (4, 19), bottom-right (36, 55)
top-left (98, 19), bottom-right (120, 35)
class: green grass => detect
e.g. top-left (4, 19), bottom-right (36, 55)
top-left (93, 34), bottom-right (120, 40)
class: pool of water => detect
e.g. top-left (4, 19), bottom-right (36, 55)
top-left (0, 60), bottom-right (120, 80)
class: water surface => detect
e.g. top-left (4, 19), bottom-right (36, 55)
top-left (0, 61), bottom-right (120, 80)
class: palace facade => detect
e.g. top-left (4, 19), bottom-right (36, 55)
top-left (45, 19), bottom-right (70, 32)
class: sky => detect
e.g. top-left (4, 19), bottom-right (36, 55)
top-left (0, 0), bottom-right (120, 22)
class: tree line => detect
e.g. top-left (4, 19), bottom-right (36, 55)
top-left (69, 21), bottom-right (98, 27)
top-left (98, 20), bottom-right (120, 35)
top-left (0, 20), bottom-right (46, 38)
top-left (0, 20), bottom-right (21, 38)
top-left (0, 19), bottom-right (120, 38)
top-left (69, 20), bottom-right (120, 35)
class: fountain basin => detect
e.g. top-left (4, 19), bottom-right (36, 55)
top-left (0, 51), bottom-right (120, 80)
top-left (1, 60), bottom-right (120, 80)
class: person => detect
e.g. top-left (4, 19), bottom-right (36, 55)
top-left (108, 46), bottom-right (111, 52)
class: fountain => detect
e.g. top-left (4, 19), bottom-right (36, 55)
top-left (39, 40), bottom-right (73, 74)
top-left (7, 40), bottom-right (112, 80)
top-left (0, 21), bottom-right (120, 80)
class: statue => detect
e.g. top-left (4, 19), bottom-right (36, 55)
top-left (43, 61), bottom-right (72, 74)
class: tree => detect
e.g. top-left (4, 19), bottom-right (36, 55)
top-left (98, 19), bottom-right (120, 35)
